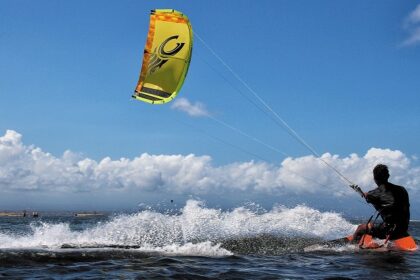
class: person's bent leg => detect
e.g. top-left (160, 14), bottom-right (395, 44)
top-left (352, 223), bottom-right (372, 242)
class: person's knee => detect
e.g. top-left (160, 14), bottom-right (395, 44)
top-left (356, 224), bottom-right (367, 233)
top-left (353, 224), bottom-right (368, 240)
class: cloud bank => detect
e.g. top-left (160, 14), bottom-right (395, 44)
top-left (1, 130), bottom-right (419, 198)
top-left (401, 4), bottom-right (420, 46)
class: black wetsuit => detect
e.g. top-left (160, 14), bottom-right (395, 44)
top-left (365, 182), bottom-right (410, 240)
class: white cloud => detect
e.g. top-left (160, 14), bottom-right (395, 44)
top-left (401, 4), bottom-right (420, 46)
top-left (407, 4), bottom-right (420, 25)
top-left (401, 27), bottom-right (420, 47)
top-left (1, 130), bottom-right (419, 198)
top-left (171, 98), bottom-right (210, 117)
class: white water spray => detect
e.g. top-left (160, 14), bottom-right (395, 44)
top-left (0, 200), bottom-right (356, 256)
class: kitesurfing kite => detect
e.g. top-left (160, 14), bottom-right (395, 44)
top-left (133, 9), bottom-right (193, 104)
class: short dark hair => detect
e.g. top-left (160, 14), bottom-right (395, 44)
top-left (373, 164), bottom-right (390, 182)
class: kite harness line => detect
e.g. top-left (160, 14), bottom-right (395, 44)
top-left (357, 209), bottom-right (397, 249)
top-left (196, 33), bottom-right (361, 195)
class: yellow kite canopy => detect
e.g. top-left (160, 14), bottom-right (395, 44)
top-left (133, 9), bottom-right (193, 104)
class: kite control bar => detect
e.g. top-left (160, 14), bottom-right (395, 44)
top-left (350, 184), bottom-right (365, 198)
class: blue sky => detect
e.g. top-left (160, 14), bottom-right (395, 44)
top-left (1, 1), bottom-right (419, 215)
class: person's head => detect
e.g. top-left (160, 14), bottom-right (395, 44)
top-left (373, 164), bottom-right (390, 185)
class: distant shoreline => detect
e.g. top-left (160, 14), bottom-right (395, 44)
top-left (74, 212), bottom-right (104, 217)
top-left (0, 211), bottom-right (107, 218)
top-left (0, 212), bottom-right (26, 217)
top-left (0, 211), bottom-right (39, 217)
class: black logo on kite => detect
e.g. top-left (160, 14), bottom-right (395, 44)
top-left (148, 35), bottom-right (185, 74)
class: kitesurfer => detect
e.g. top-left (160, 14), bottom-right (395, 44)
top-left (352, 164), bottom-right (410, 242)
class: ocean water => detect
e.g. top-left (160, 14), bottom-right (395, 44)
top-left (0, 200), bottom-right (419, 279)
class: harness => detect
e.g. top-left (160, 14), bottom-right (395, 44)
top-left (359, 210), bottom-right (397, 249)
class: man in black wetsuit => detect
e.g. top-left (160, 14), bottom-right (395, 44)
top-left (353, 164), bottom-right (410, 241)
